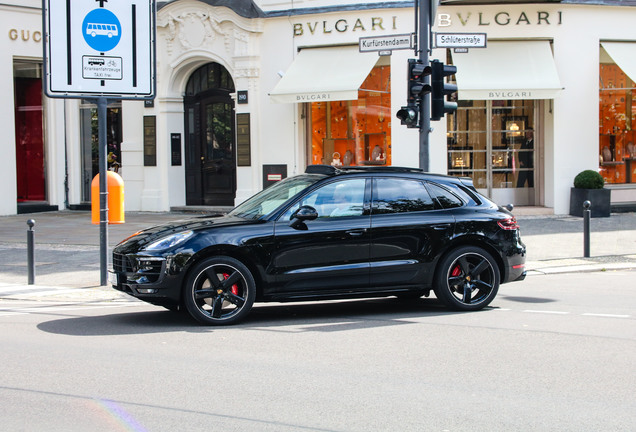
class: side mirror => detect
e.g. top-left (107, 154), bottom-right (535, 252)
top-left (289, 205), bottom-right (318, 230)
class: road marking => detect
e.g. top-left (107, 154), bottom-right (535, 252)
top-left (0, 302), bottom-right (141, 317)
top-left (523, 310), bottom-right (569, 315)
top-left (582, 313), bottom-right (630, 318)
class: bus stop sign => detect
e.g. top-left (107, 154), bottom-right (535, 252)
top-left (43, 0), bottom-right (155, 99)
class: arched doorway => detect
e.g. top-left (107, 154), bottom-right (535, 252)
top-left (184, 63), bottom-right (236, 206)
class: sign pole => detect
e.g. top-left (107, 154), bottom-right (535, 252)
top-left (419, 0), bottom-right (431, 171)
top-left (97, 97), bottom-right (109, 286)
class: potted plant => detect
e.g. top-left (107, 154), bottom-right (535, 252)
top-left (569, 170), bottom-right (611, 217)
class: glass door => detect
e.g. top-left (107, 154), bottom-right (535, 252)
top-left (79, 100), bottom-right (122, 203)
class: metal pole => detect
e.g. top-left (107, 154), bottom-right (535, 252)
top-left (98, 97), bottom-right (109, 286)
top-left (27, 219), bottom-right (35, 285)
top-left (583, 200), bottom-right (591, 258)
top-left (418, 0), bottom-right (431, 171)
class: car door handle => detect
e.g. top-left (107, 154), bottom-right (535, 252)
top-left (346, 228), bottom-right (367, 236)
top-left (432, 224), bottom-right (452, 230)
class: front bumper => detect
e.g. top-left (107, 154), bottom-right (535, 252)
top-left (111, 253), bottom-right (183, 305)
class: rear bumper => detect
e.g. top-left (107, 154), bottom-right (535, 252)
top-left (504, 255), bottom-right (527, 283)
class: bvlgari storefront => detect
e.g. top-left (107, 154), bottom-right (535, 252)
top-left (445, 39), bottom-right (562, 206)
top-left (268, 4), bottom-right (564, 210)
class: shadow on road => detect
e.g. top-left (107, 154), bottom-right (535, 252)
top-left (36, 296), bottom-right (493, 336)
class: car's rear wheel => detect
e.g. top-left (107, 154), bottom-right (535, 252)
top-left (434, 246), bottom-right (500, 311)
top-left (183, 256), bottom-right (255, 325)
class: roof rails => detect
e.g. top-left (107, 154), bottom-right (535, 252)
top-left (304, 165), bottom-right (425, 175)
top-left (305, 165), bottom-right (340, 175)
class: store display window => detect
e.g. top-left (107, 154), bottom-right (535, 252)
top-left (447, 99), bottom-right (535, 192)
top-left (599, 63), bottom-right (636, 184)
top-left (79, 100), bottom-right (122, 202)
top-left (309, 64), bottom-right (391, 167)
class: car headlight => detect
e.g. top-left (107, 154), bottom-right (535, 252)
top-left (145, 230), bottom-right (194, 251)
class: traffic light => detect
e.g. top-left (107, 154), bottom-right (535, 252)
top-left (396, 59), bottom-right (432, 128)
top-left (407, 58), bottom-right (432, 105)
top-left (430, 59), bottom-right (458, 121)
top-left (396, 105), bottom-right (418, 127)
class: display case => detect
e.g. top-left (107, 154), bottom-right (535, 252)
top-left (362, 132), bottom-right (387, 165)
top-left (448, 146), bottom-right (473, 170)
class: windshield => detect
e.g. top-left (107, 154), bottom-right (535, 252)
top-left (229, 174), bottom-right (323, 220)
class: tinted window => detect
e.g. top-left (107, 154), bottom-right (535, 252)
top-left (283, 178), bottom-right (367, 220)
top-left (372, 178), bottom-right (436, 214)
top-left (427, 183), bottom-right (464, 209)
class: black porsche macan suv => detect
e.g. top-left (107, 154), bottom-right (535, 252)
top-left (110, 166), bottom-right (526, 325)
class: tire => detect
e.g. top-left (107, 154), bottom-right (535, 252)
top-left (183, 256), bottom-right (256, 325)
top-left (433, 246), bottom-right (500, 311)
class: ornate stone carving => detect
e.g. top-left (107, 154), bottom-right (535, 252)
top-left (158, 8), bottom-right (259, 60)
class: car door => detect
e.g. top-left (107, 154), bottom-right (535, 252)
top-left (270, 177), bottom-right (371, 297)
top-left (369, 177), bottom-right (456, 288)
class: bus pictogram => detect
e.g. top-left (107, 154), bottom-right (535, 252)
top-left (86, 23), bottom-right (119, 38)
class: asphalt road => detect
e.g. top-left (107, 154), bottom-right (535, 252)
top-left (1, 270), bottom-right (634, 432)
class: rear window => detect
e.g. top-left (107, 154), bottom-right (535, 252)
top-left (372, 178), bottom-right (437, 214)
top-left (426, 183), bottom-right (464, 209)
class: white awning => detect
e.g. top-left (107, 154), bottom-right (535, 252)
top-left (451, 40), bottom-right (563, 100)
top-left (269, 46), bottom-right (379, 104)
top-left (601, 42), bottom-right (636, 83)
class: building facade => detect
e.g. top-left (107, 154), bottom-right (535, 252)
top-left (3, 0), bottom-right (636, 217)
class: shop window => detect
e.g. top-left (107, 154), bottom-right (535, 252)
top-left (447, 99), bottom-right (535, 194)
top-left (79, 100), bottom-right (122, 202)
top-left (599, 63), bottom-right (636, 184)
top-left (309, 64), bottom-right (391, 167)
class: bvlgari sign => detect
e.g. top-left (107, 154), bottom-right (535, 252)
top-left (292, 9), bottom-right (562, 37)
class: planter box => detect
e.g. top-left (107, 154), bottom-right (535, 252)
top-left (569, 188), bottom-right (611, 217)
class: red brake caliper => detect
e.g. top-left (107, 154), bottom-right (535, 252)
top-left (223, 273), bottom-right (239, 295)
top-left (451, 265), bottom-right (462, 277)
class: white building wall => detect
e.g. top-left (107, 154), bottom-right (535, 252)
top-left (1, 2), bottom-right (61, 216)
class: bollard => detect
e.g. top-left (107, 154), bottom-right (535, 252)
top-left (27, 219), bottom-right (35, 285)
top-left (583, 200), bottom-right (591, 258)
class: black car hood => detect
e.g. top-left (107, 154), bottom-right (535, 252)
top-left (115, 214), bottom-right (257, 251)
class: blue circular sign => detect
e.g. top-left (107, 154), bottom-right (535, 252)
top-left (82, 9), bottom-right (121, 52)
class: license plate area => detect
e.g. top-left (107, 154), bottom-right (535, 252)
top-left (108, 271), bottom-right (119, 286)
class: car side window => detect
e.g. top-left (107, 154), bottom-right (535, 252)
top-left (426, 183), bottom-right (464, 209)
top-left (282, 178), bottom-right (366, 220)
top-left (372, 178), bottom-right (437, 214)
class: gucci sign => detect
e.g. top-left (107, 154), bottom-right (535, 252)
top-left (8, 29), bottom-right (42, 42)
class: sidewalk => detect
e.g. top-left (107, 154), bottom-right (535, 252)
top-left (1, 209), bottom-right (635, 301)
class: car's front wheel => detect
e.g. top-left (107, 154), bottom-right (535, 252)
top-left (434, 246), bottom-right (500, 311)
top-left (183, 256), bottom-right (256, 325)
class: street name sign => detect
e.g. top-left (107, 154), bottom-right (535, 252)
top-left (434, 33), bottom-right (487, 49)
top-left (359, 34), bottom-right (414, 53)
top-left (43, 0), bottom-right (156, 99)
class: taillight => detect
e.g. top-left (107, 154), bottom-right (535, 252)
top-left (497, 217), bottom-right (519, 230)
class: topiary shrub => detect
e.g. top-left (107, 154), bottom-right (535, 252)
top-left (573, 170), bottom-right (605, 189)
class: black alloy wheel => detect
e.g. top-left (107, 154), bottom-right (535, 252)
top-left (434, 246), bottom-right (500, 311)
top-left (183, 256), bottom-right (256, 325)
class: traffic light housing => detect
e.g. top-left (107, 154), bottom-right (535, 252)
top-left (397, 59), bottom-right (432, 128)
top-left (396, 105), bottom-right (418, 127)
top-left (430, 60), bottom-right (458, 121)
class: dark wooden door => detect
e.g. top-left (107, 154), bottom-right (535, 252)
top-left (185, 96), bottom-right (236, 206)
